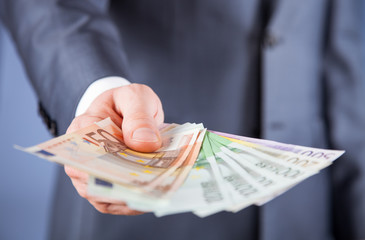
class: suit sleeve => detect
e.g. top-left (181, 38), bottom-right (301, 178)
top-left (325, 1), bottom-right (365, 239)
top-left (0, 0), bottom-right (131, 135)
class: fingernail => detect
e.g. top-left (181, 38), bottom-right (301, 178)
top-left (132, 128), bottom-right (159, 142)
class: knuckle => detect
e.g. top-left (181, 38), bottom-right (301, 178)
top-left (64, 166), bottom-right (80, 178)
top-left (128, 113), bottom-right (155, 123)
top-left (65, 167), bottom-right (88, 181)
top-left (127, 84), bottom-right (157, 100)
top-left (129, 83), bottom-right (152, 92)
top-left (64, 166), bottom-right (73, 176)
top-left (107, 204), bottom-right (129, 215)
top-left (93, 203), bottom-right (109, 214)
top-left (78, 190), bottom-right (88, 199)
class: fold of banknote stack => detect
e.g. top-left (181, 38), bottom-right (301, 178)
top-left (17, 118), bottom-right (344, 217)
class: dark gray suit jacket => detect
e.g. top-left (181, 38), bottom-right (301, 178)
top-left (1, 0), bottom-right (365, 239)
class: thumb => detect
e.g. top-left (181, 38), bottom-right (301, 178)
top-left (114, 84), bottom-right (164, 152)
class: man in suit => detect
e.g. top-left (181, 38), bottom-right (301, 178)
top-left (1, 0), bottom-right (364, 239)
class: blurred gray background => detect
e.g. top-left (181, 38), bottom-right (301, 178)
top-left (0, 23), bottom-right (56, 240)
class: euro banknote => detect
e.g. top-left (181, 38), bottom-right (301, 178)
top-left (17, 118), bottom-right (345, 217)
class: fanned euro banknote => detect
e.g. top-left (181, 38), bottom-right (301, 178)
top-left (16, 118), bottom-right (344, 217)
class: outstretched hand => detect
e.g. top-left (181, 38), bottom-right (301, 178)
top-left (64, 83), bottom-right (164, 215)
